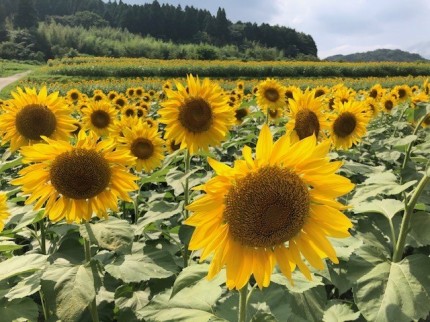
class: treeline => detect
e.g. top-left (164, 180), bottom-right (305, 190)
top-left (325, 49), bottom-right (427, 62)
top-left (0, 0), bottom-right (318, 61)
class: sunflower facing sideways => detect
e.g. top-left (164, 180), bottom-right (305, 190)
top-left (286, 89), bottom-right (331, 142)
top-left (12, 131), bottom-right (138, 223)
top-left (185, 125), bottom-right (354, 290)
top-left (0, 87), bottom-right (76, 152)
top-left (117, 121), bottom-right (165, 172)
top-left (159, 74), bottom-right (235, 155)
top-left (330, 100), bottom-right (371, 150)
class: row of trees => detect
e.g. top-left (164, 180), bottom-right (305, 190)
top-left (0, 0), bottom-right (318, 60)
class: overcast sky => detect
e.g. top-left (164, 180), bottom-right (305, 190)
top-left (117, 0), bottom-right (430, 59)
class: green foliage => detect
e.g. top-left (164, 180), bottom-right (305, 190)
top-left (326, 49), bottom-right (428, 62)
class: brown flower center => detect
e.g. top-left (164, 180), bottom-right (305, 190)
top-left (179, 98), bottom-right (213, 133)
top-left (131, 138), bottom-right (154, 160)
top-left (264, 88), bottom-right (280, 102)
top-left (15, 104), bottom-right (57, 140)
top-left (384, 100), bottom-right (394, 111)
top-left (91, 110), bottom-right (111, 129)
top-left (314, 89), bottom-right (325, 98)
top-left (294, 108), bottom-right (320, 140)
top-left (235, 108), bottom-right (248, 121)
top-left (224, 166), bottom-right (309, 248)
top-left (333, 112), bottom-right (357, 138)
top-left (50, 149), bottom-right (111, 199)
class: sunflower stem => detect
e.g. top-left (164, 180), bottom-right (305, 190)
top-left (39, 290), bottom-right (49, 321)
top-left (400, 113), bottom-right (427, 178)
top-left (238, 284), bottom-right (249, 322)
top-left (391, 103), bottom-right (408, 138)
top-left (182, 149), bottom-right (192, 268)
top-left (392, 173), bottom-right (430, 262)
top-left (83, 224), bottom-right (100, 322)
top-left (39, 218), bottom-right (47, 255)
top-left (265, 111), bottom-right (270, 125)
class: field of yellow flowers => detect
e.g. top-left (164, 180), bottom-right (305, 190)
top-left (0, 70), bottom-right (429, 321)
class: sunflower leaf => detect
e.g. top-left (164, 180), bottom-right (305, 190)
top-left (170, 263), bottom-right (211, 299)
top-left (353, 199), bottom-right (404, 219)
top-left (0, 254), bottom-right (48, 281)
top-left (322, 301), bottom-right (360, 322)
top-left (349, 247), bottom-right (430, 322)
top-left (0, 297), bottom-right (39, 322)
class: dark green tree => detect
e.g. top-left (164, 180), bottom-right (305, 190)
top-left (13, 0), bottom-right (38, 29)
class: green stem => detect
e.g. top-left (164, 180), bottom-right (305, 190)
top-left (182, 150), bottom-right (192, 268)
top-left (401, 113), bottom-right (428, 175)
top-left (134, 183), bottom-right (142, 224)
top-left (392, 173), bottom-right (430, 262)
top-left (39, 218), bottom-right (47, 255)
top-left (84, 223), bottom-right (100, 322)
top-left (265, 111), bottom-right (270, 125)
top-left (388, 218), bottom-right (397, 252)
top-left (39, 290), bottom-right (49, 320)
top-left (391, 103), bottom-right (408, 138)
top-left (238, 284), bottom-right (248, 322)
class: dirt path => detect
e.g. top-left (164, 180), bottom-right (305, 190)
top-left (0, 70), bottom-right (32, 91)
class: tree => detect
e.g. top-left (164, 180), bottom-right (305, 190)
top-left (13, 0), bottom-right (38, 29)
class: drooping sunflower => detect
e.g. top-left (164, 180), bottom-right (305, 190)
top-left (186, 125), bottom-right (354, 290)
top-left (256, 78), bottom-right (286, 112)
top-left (81, 101), bottom-right (117, 137)
top-left (12, 132), bottom-right (138, 223)
top-left (159, 74), bottom-right (235, 155)
top-left (286, 89), bottom-right (330, 142)
top-left (0, 193), bottom-right (11, 232)
top-left (330, 100), bottom-right (371, 150)
top-left (0, 87), bottom-right (76, 152)
top-left (117, 122), bottom-right (165, 172)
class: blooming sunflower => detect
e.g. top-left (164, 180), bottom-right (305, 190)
top-left (66, 89), bottom-right (81, 102)
top-left (185, 125), bottom-right (354, 290)
top-left (0, 193), bottom-right (11, 232)
top-left (256, 78), bottom-right (286, 112)
top-left (368, 84), bottom-right (384, 99)
top-left (286, 89), bottom-right (330, 142)
top-left (166, 138), bottom-right (182, 154)
top-left (234, 107), bottom-right (249, 125)
top-left (81, 101), bottom-right (117, 137)
top-left (159, 74), bottom-right (235, 155)
top-left (0, 87), bottom-right (76, 152)
top-left (380, 95), bottom-right (398, 113)
top-left (12, 132), bottom-right (138, 223)
top-left (330, 100), bottom-right (371, 150)
top-left (391, 85), bottom-right (412, 103)
top-left (117, 122), bottom-right (165, 172)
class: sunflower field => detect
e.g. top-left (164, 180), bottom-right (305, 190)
top-left (0, 72), bottom-right (429, 322)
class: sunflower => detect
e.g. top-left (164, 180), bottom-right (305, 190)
top-left (135, 87), bottom-right (145, 97)
top-left (185, 125), bottom-right (354, 290)
top-left (114, 95), bottom-right (128, 108)
top-left (135, 106), bottom-right (147, 118)
top-left (368, 84), bottom-right (384, 99)
top-left (0, 87), bottom-right (76, 152)
top-left (121, 105), bottom-right (136, 118)
top-left (268, 107), bottom-right (283, 122)
top-left (286, 89), bottom-right (330, 142)
top-left (330, 100), bottom-right (371, 150)
top-left (421, 114), bottom-right (430, 128)
top-left (159, 74), bottom-right (235, 155)
top-left (380, 95), bottom-right (398, 113)
top-left (234, 107), bottom-right (249, 125)
top-left (107, 91), bottom-right (118, 101)
top-left (166, 138), bottom-right (182, 154)
top-left (411, 91), bottom-right (429, 108)
top-left (81, 101), bottom-right (117, 137)
top-left (0, 193), bottom-right (11, 232)
top-left (256, 78), bottom-right (286, 112)
top-left (117, 122), bottom-right (165, 172)
top-left (92, 90), bottom-right (106, 102)
top-left (12, 132), bottom-right (137, 223)
top-left (313, 86), bottom-right (329, 98)
top-left (126, 88), bottom-right (135, 98)
top-left (66, 89), bottom-right (81, 102)
top-left (391, 85), bottom-right (412, 102)
top-left (111, 116), bottom-right (140, 139)
top-left (364, 97), bottom-right (380, 118)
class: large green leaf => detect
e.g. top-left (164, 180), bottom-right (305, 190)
top-left (351, 172), bottom-right (416, 205)
top-left (322, 301), bottom-right (360, 322)
top-left (407, 211), bottom-right (430, 247)
top-left (135, 200), bottom-right (184, 233)
top-left (41, 261), bottom-right (97, 321)
top-left (0, 297), bottom-right (38, 322)
top-left (271, 270), bottom-right (323, 293)
top-left (105, 249), bottom-right (178, 282)
top-left (170, 263), bottom-right (211, 298)
top-left (80, 217), bottom-right (134, 254)
top-left (140, 277), bottom-right (225, 322)
top-left (166, 166), bottom-right (199, 196)
top-left (353, 199), bottom-right (404, 220)
top-left (0, 240), bottom-right (23, 252)
top-left (349, 247), bottom-right (430, 322)
top-left (0, 254), bottom-right (48, 281)
top-left (6, 271), bottom-right (41, 300)
top-left (115, 284), bottom-right (151, 322)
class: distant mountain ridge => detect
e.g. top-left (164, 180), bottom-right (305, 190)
top-left (325, 49), bottom-right (428, 62)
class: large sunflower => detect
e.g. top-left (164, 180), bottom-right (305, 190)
top-left (117, 121), bottom-right (165, 172)
top-left (256, 78), bottom-right (286, 112)
top-left (159, 74), bottom-right (235, 155)
top-left (0, 87), bottom-right (76, 152)
top-left (330, 100), bottom-right (371, 150)
top-left (185, 125), bottom-right (354, 290)
top-left (0, 193), bottom-right (11, 232)
top-left (286, 89), bottom-right (330, 142)
top-left (12, 132), bottom-right (138, 223)
top-left (81, 101), bottom-right (118, 137)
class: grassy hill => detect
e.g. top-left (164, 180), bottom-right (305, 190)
top-left (325, 49), bottom-right (427, 62)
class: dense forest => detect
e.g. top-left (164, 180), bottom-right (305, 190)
top-left (0, 0), bottom-right (318, 61)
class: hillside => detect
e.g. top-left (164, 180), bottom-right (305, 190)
top-left (325, 49), bottom-right (427, 62)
